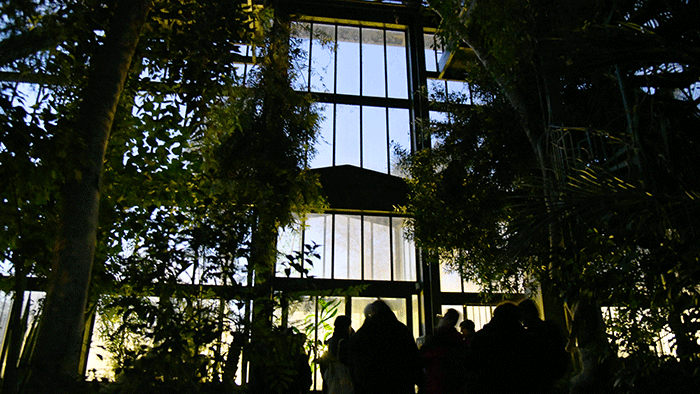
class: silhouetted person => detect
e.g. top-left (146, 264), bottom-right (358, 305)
top-left (518, 299), bottom-right (570, 394)
top-left (469, 302), bottom-right (528, 394)
top-left (420, 309), bottom-right (467, 394)
top-left (459, 319), bottom-right (475, 345)
top-left (417, 314), bottom-right (442, 349)
top-left (290, 332), bottom-right (313, 394)
top-left (347, 300), bottom-right (421, 394)
top-left (328, 315), bottom-right (352, 361)
top-left (322, 315), bottom-right (354, 394)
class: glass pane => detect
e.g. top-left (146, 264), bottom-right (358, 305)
top-left (382, 298), bottom-right (408, 326)
top-left (337, 25), bottom-right (360, 95)
top-left (440, 263), bottom-right (463, 292)
top-left (430, 111), bottom-right (448, 148)
top-left (429, 110), bottom-right (449, 124)
top-left (407, 238), bottom-right (416, 281)
top-left (304, 214), bottom-right (333, 279)
top-left (295, 214), bottom-right (415, 282)
top-left (447, 80), bottom-right (471, 101)
top-left (386, 30), bottom-right (408, 99)
top-left (388, 108), bottom-right (410, 176)
top-left (323, 297), bottom-right (347, 346)
top-left (0, 290), bottom-right (43, 347)
top-left (362, 106), bottom-right (388, 173)
top-left (291, 22), bottom-right (311, 90)
top-left (232, 257), bottom-right (249, 286)
top-left (428, 79), bottom-right (447, 101)
top-left (233, 63), bottom-right (247, 82)
top-left (291, 21), bottom-right (309, 39)
top-left (246, 63), bottom-right (260, 84)
top-left (287, 295), bottom-right (346, 392)
top-left (334, 215), bottom-right (362, 280)
top-left (392, 217), bottom-right (415, 281)
top-left (287, 296), bottom-right (311, 337)
top-left (441, 305), bottom-right (465, 328)
top-left (351, 297), bottom-right (376, 332)
top-left (350, 297), bottom-right (408, 328)
top-left (412, 294), bottom-right (420, 338)
top-left (310, 24), bottom-right (336, 93)
top-left (363, 216), bottom-right (391, 280)
top-left (277, 223), bottom-right (303, 278)
top-left (361, 28), bottom-right (386, 98)
top-left (423, 33), bottom-right (438, 73)
top-left (465, 305), bottom-right (494, 331)
top-left (464, 281), bottom-right (481, 293)
top-left (336, 104), bottom-right (361, 166)
top-left (310, 103), bottom-right (334, 168)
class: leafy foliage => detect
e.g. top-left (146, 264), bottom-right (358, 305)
top-left (425, 0), bottom-right (700, 389)
top-left (1, 0), bottom-right (326, 391)
top-left (92, 6), bottom-right (326, 393)
top-left (398, 76), bottom-right (538, 294)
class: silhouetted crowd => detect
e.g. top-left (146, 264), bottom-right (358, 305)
top-left (320, 299), bottom-right (570, 394)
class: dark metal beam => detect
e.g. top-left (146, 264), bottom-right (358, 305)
top-left (312, 91), bottom-right (411, 108)
top-left (280, 0), bottom-right (428, 27)
top-left (272, 276), bottom-right (418, 298)
top-left (310, 165), bottom-right (408, 212)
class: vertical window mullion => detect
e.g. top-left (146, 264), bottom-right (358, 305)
top-left (359, 27), bottom-right (364, 98)
top-left (300, 218), bottom-right (307, 274)
top-left (346, 217), bottom-right (351, 278)
top-left (359, 27), bottom-right (364, 169)
top-left (345, 296), bottom-right (352, 319)
top-left (333, 24), bottom-right (339, 94)
top-left (243, 45), bottom-right (250, 84)
top-left (361, 215), bottom-right (365, 280)
top-left (433, 34), bottom-right (440, 77)
top-left (360, 107), bottom-right (363, 169)
top-left (333, 24), bottom-right (339, 167)
top-left (331, 214), bottom-right (336, 279)
top-left (384, 106), bottom-right (390, 175)
top-left (313, 295), bottom-right (320, 388)
top-left (383, 29), bottom-right (389, 98)
top-left (389, 216), bottom-right (394, 281)
top-left (370, 221), bottom-right (375, 279)
top-left (384, 29), bottom-right (391, 174)
top-left (460, 257), bottom-right (465, 293)
top-left (333, 103), bottom-right (337, 166)
top-left (404, 29), bottom-right (414, 154)
top-left (322, 214), bottom-right (328, 277)
top-left (307, 22), bottom-right (313, 92)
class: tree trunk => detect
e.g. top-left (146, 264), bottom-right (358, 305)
top-left (246, 213), bottom-right (279, 392)
top-left (23, 1), bottom-right (150, 392)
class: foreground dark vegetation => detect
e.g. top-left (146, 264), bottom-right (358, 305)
top-left (1, 0), bottom-right (699, 393)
